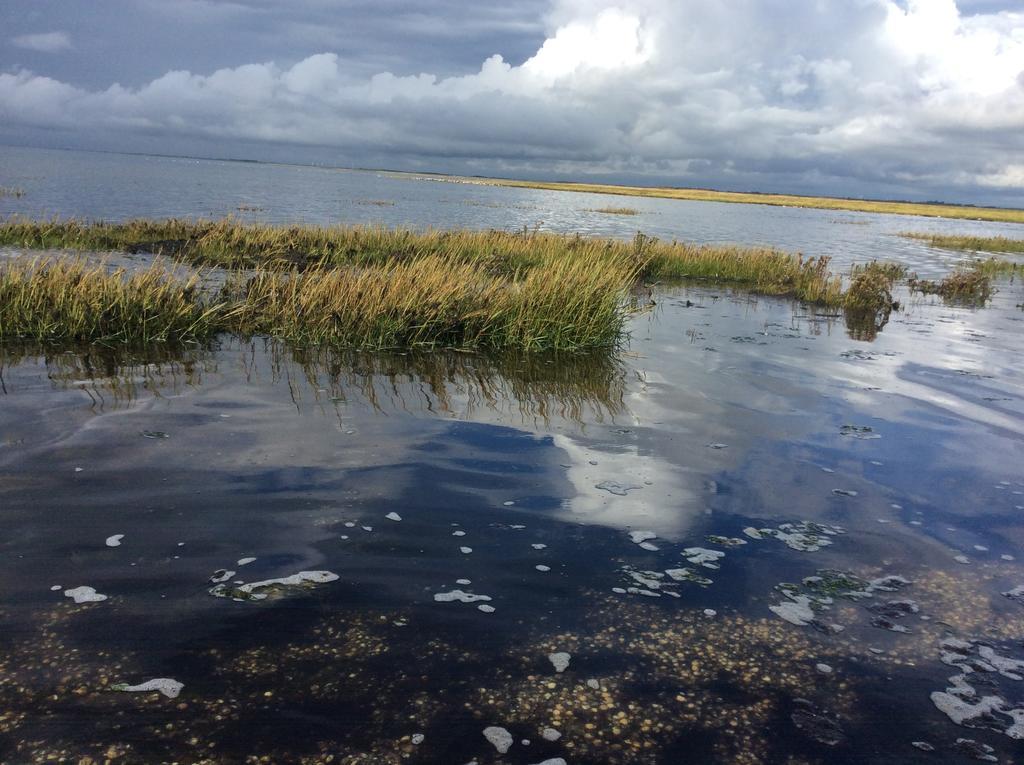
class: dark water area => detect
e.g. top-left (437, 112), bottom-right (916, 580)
top-left (2, 281), bottom-right (1024, 764)
top-left (3, 145), bottom-right (1024, 763)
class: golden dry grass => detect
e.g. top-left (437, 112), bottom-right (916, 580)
top-left (0, 258), bottom-right (225, 344)
top-left (5, 217), bottom-right (951, 349)
top-left (446, 176), bottom-right (1024, 223)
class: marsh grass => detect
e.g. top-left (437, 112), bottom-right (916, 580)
top-left (901, 233), bottom-right (1024, 254)
top-left (589, 207), bottom-right (640, 215)
top-left (842, 261), bottom-right (905, 340)
top-left (0, 250), bottom-right (636, 351)
top-left (10, 218), bottom-right (951, 350)
top-left (970, 257), bottom-right (1022, 277)
top-left (640, 234), bottom-right (843, 304)
top-left (0, 218), bottom-right (847, 305)
top-left (908, 268), bottom-right (994, 306)
top-left (0, 187), bottom-right (25, 198)
top-left (0, 258), bottom-right (226, 344)
top-left (228, 252), bottom-right (636, 351)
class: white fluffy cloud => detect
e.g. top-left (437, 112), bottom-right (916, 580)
top-left (1, 0), bottom-right (1022, 199)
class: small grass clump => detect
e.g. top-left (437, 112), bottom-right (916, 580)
top-left (842, 261), bottom-right (905, 340)
top-left (0, 258), bottom-right (225, 344)
top-left (901, 233), bottom-right (1024, 254)
top-left (908, 268), bottom-right (993, 306)
top-left (969, 257), bottom-right (1022, 278)
top-left (0, 187), bottom-right (25, 198)
top-left (589, 207), bottom-right (640, 215)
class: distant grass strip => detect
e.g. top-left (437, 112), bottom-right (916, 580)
top-left (900, 233), bottom-right (1024, 254)
top-left (0, 218), bottom-right (846, 305)
top-left (589, 207), bottom-right (640, 215)
top-left (0, 187), bottom-right (25, 198)
top-left (429, 177), bottom-right (1024, 224)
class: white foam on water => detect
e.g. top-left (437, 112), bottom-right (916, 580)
top-left (386, 512), bottom-right (402, 521)
top-left (548, 652), bottom-right (571, 673)
top-left (483, 726), bottom-right (513, 754)
top-left (113, 678), bottom-right (183, 699)
top-left (769, 595), bottom-right (816, 626)
top-left (64, 586), bottom-right (107, 603)
top-left (434, 590), bottom-right (492, 604)
top-left (682, 547), bottom-right (725, 569)
top-left (105, 534), bottom-right (124, 547)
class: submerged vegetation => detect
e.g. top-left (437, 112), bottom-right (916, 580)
top-left (901, 232), bottom-right (1024, 254)
top-left (589, 207), bottom-right (640, 215)
top-left (0, 186), bottom-right (25, 198)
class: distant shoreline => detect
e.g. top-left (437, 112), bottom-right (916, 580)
top-left (403, 173), bottom-right (1024, 225)
top-left (3, 143), bottom-right (1023, 224)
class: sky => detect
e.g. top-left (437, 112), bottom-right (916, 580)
top-left (1, 0), bottom-right (1023, 206)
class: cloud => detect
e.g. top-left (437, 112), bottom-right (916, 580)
top-left (11, 31), bottom-right (72, 53)
top-left (1, 1), bottom-right (1022, 200)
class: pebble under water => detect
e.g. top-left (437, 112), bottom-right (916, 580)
top-left (1, 278), bottom-right (1024, 764)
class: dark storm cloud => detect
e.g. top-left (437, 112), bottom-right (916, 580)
top-left (0, 0), bottom-right (548, 89)
top-left (1, 0), bottom-right (1022, 205)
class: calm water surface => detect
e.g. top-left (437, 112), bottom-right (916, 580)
top-left (3, 145), bottom-right (1024, 278)
top-left (1, 146), bottom-right (1024, 764)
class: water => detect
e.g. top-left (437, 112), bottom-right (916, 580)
top-left (2, 146), bottom-right (1024, 763)
top-left (2, 145), bottom-right (1023, 278)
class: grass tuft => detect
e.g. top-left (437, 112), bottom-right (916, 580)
top-left (0, 187), bottom-right (25, 198)
top-left (842, 261), bottom-right (905, 340)
top-left (908, 268), bottom-right (993, 306)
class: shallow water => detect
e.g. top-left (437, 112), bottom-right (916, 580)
top-left (3, 145), bottom-right (1024, 279)
top-left (3, 146), bottom-right (1024, 763)
top-left (2, 276), bottom-right (1024, 763)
